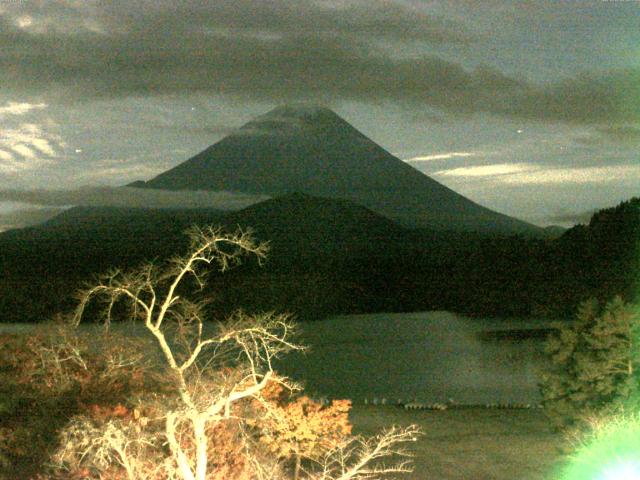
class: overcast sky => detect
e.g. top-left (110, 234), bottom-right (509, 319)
top-left (0, 0), bottom-right (638, 229)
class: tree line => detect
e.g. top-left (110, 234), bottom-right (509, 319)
top-left (0, 197), bottom-right (638, 324)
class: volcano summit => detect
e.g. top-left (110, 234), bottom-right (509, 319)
top-left (139, 105), bottom-right (541, 236)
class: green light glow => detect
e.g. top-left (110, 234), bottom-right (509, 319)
top-left (597, 459), bottom-right (640, 480)
top-left (559, 413), bottom-right (640, 480)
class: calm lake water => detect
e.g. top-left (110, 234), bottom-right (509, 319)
top-left (1, 311), bottom-right (556, 405)
top-left (274, 311), bottom-right (554, 405)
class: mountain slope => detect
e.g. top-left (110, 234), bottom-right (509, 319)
top-left (139, 105), bottom-right (541, 236)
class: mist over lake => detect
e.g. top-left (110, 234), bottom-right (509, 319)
top-left (1, 311), bottom-right (554, 406)
top-left (275, 311), bottom-right (553, 405)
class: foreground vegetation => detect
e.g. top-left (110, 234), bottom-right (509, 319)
top-left (540, 297), bottom-right (640, 431)
top-left (537, 296), bottom-right (640, 479)
top-left (1, 227), bottom-right (419, 479)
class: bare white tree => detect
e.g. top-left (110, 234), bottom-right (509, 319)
top-left (57, 225), bottom-right (420, 480)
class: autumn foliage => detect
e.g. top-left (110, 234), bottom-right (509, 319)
top-left (250, 380), bottom-right (353, 477)
top-left (1, 328), bottom-right (358, 479)
top-left (1, 227), bottom-right (418, 479)
top-left (0, 324), bottom-right (161, 478)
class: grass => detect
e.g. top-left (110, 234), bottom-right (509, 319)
top-left (349, 405), bottom-right (567, 480)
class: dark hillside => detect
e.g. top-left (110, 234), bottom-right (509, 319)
top-left (550, 197), bottom-right (640, 312)
top-left (221, 192), bottom-right (405, 265)
top-left (0, 195), bottom-right (409, 322)
top-left (0, 196), bottom-right (638, 323)
top-left (0, 207), bottom-right (226, 323)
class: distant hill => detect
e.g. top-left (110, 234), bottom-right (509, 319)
top-left (138, 105), bottom-right (542, 236)
top-left (220, 192), bottom-right (406, 263)
top-left (0, 194), bottom-right (409, 322)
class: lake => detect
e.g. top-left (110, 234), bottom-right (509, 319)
top-left (1, 311), bottom-right (557, 405)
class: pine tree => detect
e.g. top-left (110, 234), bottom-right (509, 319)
top-left (539, 296), bottom-right (640, 430)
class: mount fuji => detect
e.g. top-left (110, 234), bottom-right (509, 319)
top-left (137, 105), bottom-right (541, 236)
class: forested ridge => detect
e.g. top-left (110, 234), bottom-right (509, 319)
top-left (1, 194), bottom-right (638, 323)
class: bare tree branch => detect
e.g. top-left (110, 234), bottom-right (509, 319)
top-left (307, 425), bottom-right (422, 480)
top-left (60, 225), bottom-right (419, 480)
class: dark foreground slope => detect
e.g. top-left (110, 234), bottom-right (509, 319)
top-left (0, 206), bottom-right (226, 323)
top-left (139, 105), bottom-right (541, 236)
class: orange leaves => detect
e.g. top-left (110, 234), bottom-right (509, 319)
top-left (252, 380), bottom-right (352, 461)
top-left (0, 328), bottom-right (163, 478)
top-left (86, 403), bottom-right (131, 421)
top-left (204, 420), bottom-right (255, 480)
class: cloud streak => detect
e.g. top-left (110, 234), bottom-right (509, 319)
top-left (0, 122), bottom-right (64, 172)
top-left (434, 163), bottom-right (640, 185)
top-left (0, 186), bottom-right (269, 230)
top-left (407, 152), bottom-right (474, 162)
top-left (0, 101), bottom-right (47, 117)
top-left (0, 186), bottom-right (268, 210)
top-left (499, 165), bottom-right (640, 185)
top-left (435, 163), bottom-right (534, 178)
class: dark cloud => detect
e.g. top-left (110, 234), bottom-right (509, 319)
top-left (507, 70), bottom-right (640, 124)
top-left (0, 1), bottom-right (637, 125)
top-left (0, 187), bottom-right (268, 210)
top-left (574, 124), bottom-right (640, 146)
top-left (113, 1), bottom-right (474, 46)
